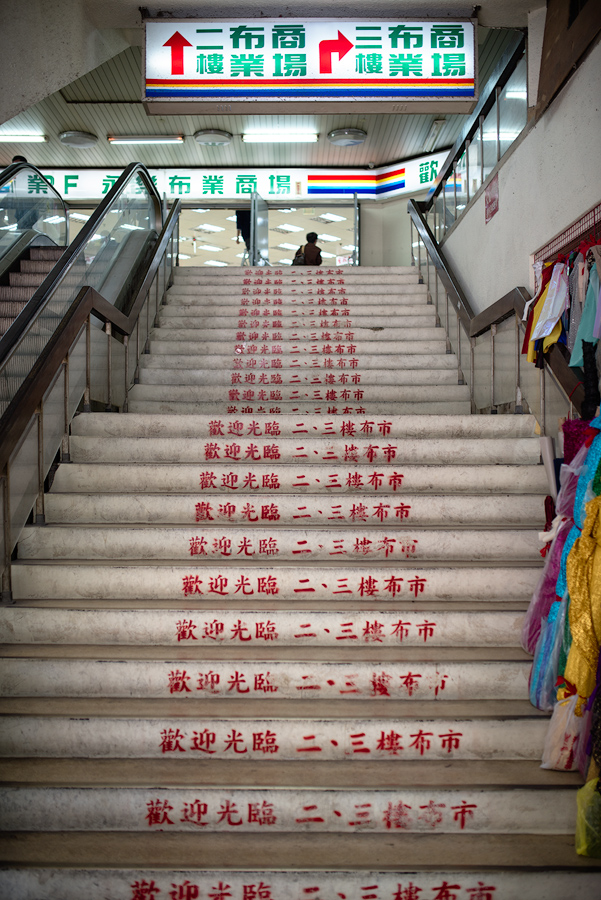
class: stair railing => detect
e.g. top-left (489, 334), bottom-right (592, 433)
top-left (0, 195), bottom-right (181, 603)
top-left (408, 199), bottom-right (584, 439)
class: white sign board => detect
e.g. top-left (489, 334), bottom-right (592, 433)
top-left (144, 18), bottom-right (477, 114)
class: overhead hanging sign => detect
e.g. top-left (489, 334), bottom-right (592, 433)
top-left (144, 18), bottom-right (477, 114)
top-left (38, 154), bottom-right (448, 203)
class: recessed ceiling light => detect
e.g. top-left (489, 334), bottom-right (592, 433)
top-left (69, 212), bottom-right (91, 222)
top-left (196, 244), bottom-right (223, 252)
top-left (108, 135), bottom-right (184, 144)
top-left (276, 223), bottom-right (304, 233)
top-left (277, 208), bottom-right (297, 213)
top-left (226, 215), bottom-right (237, 221)
top-left (0, 134), bottom-right (47, 143)
top-left (319, 213), bottom-right (347, 222)
top-left (59, 131), bottom-right (98, 148)
top-left (317, 233), bottom-right (340, 242)
top-left (320, 251), bottom-right (336, 258)
top-left (178, 254), bottom-right (191, 259)
top-left (327, 128), bottom-right (367, 146)
top-left (277, 242), bottom-right (301, 250)
top-left (194, 129), bottom-right (233, 146)
top-left (195, 223), bottom-right (225, 233)
top-left (242, 133), bottom-right (318, 143)
top-left (192, 208), bottom-right (210, 214)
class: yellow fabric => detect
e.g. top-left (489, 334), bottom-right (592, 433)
top-left (542, 318), bottom-right (563, 353)
top-left (527, 281), bottom-right (551, 363)
top-left (565, 495), bottom-right (601, 712)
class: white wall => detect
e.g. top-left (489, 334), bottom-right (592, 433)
top-left (0, 1), bottom-right (128, 124)
top-left (442, 37), bottom-right (601, 314)
top-left (360, 190), bottom-right (429, 266)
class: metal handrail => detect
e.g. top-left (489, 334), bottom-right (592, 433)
top-left (0, 163), bottom-right (68, 239)
top-left (423, 32), bottom-right (527, 214)
top-left (408, 198), bottom-right (585, 417)
top-left (0, 199), bottom-right (180, 474)
top-left (0, 162), bottom-right (162, 368)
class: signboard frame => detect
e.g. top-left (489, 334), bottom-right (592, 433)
top-left (143, 17), bottom-right (478, 115)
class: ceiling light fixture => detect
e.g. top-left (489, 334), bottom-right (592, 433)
top-left (194, 129), bottom-right (233, 146)
top-left (317, 213), bottom-right (347, 223)
top-left (327, 128), bottom-right (367, 147)
top-left (108, 135), bottom-right (184, 145)
top-left (242, 133), bottom-right (318, 143)
top-left (59, 131), bottom-right (98, 148)
top-left (69, 212), bottom-right (91, 222)
top-left (423, 119), bottom-right (445, 153)
top-left (0, 134), bottom-right (47, 143)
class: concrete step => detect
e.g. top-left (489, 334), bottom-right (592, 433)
top-left (127, 383), bottom-right (472, 405)
top-left (16, 525), bottom-right (541, 562)
top-left (140, 354), bottom-right (458, 373)
top-left (0, 657), bottom-right (532, 700)
top-left (51, 463), bottom-right (549, 495)
top-left (166, 285), bottom-right (428, 298)
top-left (173, 266), bottom-right (419, 286)
top-left (149, 331), bottom-right (446, 348)
top-left (141, 344), bottom-right (450, 361)
top-left (0, 784), bottom-right (577, 834)
top-left (69, 413), bottom-right (540, 440)
top-left (127, 400), bottom-right (474, 416)
top-left (0, 713), bottom-right (547, 759)
top-left (161, 303), bottom-right (432, 319)
top-left (12, 563), bottom-right (542, 602)
top-left (68, 434), bottom-right (542, 465)
top-left (1, 867), bottom-right (599, 900)
top-left (138, 367), bottom-right (461, 387)
top-left (159, 311), bottom-right (436, 326)
top-left (0, 608), bottom-right (526, 647)
top-left (158, 316), bottom-right (438, 333)
top-left (43, 493), bottom-right (545, 526)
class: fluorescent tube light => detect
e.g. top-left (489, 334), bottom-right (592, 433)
top-left (319, 213), bottom-right (347, 223)
top-left (197, 244), bottom-right (223, 252)
top-left (108, 135), bottom-right (184, 144)
top-left (277, 242), bottom-right (300, 250)
top-left (69, 212), bottom-right (91, 222)
top-left (505, 90), bottom-right (527, 99)
top-left (317, 233), bottom-right (340, 242)
top-left (423, 119), bottom-right (445, 153)
top-left (242, 133), bottom-right (318, 143)
top-left (120, 224), bottom-right (145, 230)
top-left (277, 223), bottom-right (304, 233)
top-left (178, 254), bottom-right (191, 260)
top-left (0, 134), bottom-right (47, 143)
top-left (43, 216), bottom-right (65, 224)
top-left (320, 251), bottom-right (336, 258)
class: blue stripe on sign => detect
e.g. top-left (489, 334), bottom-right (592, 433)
top-left (375, 182), bottom-right (405, 194)
top-left (146, 86), bottom-right (475, 99)
top-left (307, 187), bottom-right (376, 195)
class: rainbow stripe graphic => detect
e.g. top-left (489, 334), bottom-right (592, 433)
top-left (307, 168), bottom-right (406, 197)
top-left (145, 78), bottom-right (475, 100)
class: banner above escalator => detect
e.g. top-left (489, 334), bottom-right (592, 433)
top-left (144, 18), bottom-right (478, 114)
top-left (37, 153), bottom-right (451, 202)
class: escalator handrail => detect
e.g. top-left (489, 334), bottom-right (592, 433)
top-left (0, 162), bottom-right (68, 238)
top-left (0, 162), bottom-right (162, 369)
top-left (0, 198), bottom-right (181, 474)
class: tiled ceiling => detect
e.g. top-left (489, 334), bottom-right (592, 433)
top-left (0, 27), bottom-right (520, 171)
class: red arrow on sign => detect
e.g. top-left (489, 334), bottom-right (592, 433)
top-left (163, 31), bottom-right (192, 75)
top-left (319, 31), bottom-right (353, 74)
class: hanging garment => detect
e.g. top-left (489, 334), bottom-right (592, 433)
top-left (531, 262), bottom-right (569, 341)
top-left (522, 264), bottom-right (554, 358)
top-left (568, 253), bottom-right (585, 352)
top-left (570, 259), bottom-right (600, 368)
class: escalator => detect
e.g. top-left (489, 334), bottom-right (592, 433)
top-left (0, 163), bottom-right (68, 336)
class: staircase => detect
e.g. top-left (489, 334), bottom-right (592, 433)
top-left (1, 263), bottom-right (600, 898)
top-left (0, 245), bottom-right (64, 335)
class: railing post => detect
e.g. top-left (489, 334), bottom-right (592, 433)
top-left (515, 313), bottom-right (523, 414)
top-left (540, 366), bottom-right (546, 436)
top-left (465, 139), bottom-right (471, 204)
top-left (1, 466), bottom-right (12, 604)
top-left (470, 337), bottom-right (476, 413)
top-left (442, 181), bottom-right (447, 236)
top-left (145, 290), bottom-right (150, 353)
top-left (123, 334), bottom-right (129, 414)
top-left (105, 321), bottom-right (113, 412)
top-left (83, 314), bottom-right (91, 412)
top-left (479, 114), bottom-right (485, 186)
top-left (445, 293), bottom-right (451, 353)
top-left (496, 85), bottom-right (501, 163)
top-left (61, 355), bottom-right (70, 460)
top-left (410, 219), bottom-right (415, 266)
top-left (453, 162), bottom-right (458, 223)
top-left (36, 404), bottom-right (45, 523)
top-left (155, 266), bottom-right (160, 326)
top-left (134, 318), bottom-right (140, 384)
top-left (176, 215), bottom-right (180, 266)
top-left (456, 311), bottom-right (463, 384)
top-left (490, 324), bottom-right (497, 414)
top-left (434, 271), bottom-right (440, 324)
